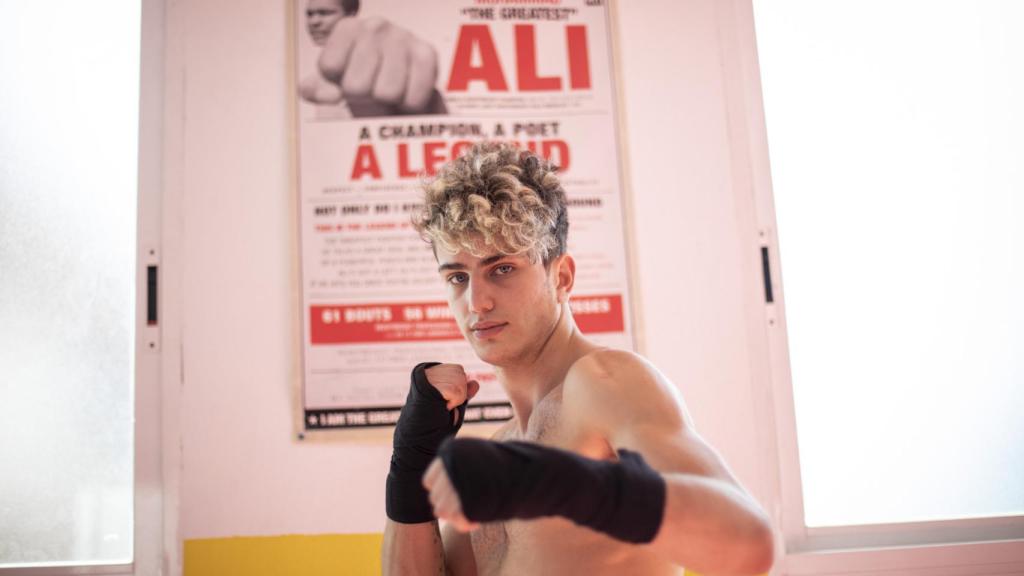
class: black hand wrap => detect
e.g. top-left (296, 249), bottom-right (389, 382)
top-left (386, 362), bottom-right (468, 523)
top-left (438, 438), bottom-right (666, 543)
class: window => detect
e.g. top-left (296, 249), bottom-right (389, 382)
top-left (749, 0), bottom-right (1024, 570)
top-left (0, 0), bottom-right (160, 572)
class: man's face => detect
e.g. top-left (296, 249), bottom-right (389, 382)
top-left (436, 243), bottom-right (562, 367)
top-left (306, 0), bottom-right (345, 46)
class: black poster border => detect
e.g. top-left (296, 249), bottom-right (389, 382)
top-left (304, 401), bottom-right (514, 430)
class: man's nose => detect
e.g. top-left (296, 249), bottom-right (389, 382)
top-left (467, 278), bottom-right (494, 314)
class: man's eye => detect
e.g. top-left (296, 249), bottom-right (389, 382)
top-left (494, 264), bottom-right (514, 275)
top-left (447, 273), bottom-right (468, 285)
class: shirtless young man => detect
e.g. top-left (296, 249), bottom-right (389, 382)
top-left (382, 142), bottom-right (775, 575)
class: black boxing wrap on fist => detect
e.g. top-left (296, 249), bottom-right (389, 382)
top-left (438, 438), bottom-right (666, 543)
top-left (386, 362), bottom-right (468, 523)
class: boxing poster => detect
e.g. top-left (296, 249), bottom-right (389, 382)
top-left (293, 0), bottom-right (635, 430)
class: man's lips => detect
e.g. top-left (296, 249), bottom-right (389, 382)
top-left (470, 322), bottom-right (508, 338)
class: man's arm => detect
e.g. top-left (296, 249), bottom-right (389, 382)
top-left (382, 363), bottom-right (480, 575)
top-left (382, 520), bottom-right (477, 576)
top-left (382, 520), bottom-right (444, 576)
top-left (562, 349), bottom-right (775, 576)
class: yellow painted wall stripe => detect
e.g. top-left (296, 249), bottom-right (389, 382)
top-left (184, 534), bottom-right (384, 576)
top-left (183, 533), bottom-right (721, 576)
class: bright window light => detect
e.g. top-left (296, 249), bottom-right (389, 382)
top-left (0, 0), bottom-right (140, 565)
top-left (753, 0), bottom-right (1024, 527)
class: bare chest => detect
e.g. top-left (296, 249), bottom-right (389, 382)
top-left (468, 391), bottom-right (635, 575)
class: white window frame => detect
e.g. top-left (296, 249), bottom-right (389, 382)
top-left (0, 0), bottom-right (168, 574)
top-left (715, 0), bottom-right (1024, 574)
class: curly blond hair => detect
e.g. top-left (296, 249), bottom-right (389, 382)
top-left (413, 142), bottom-right (569, 264)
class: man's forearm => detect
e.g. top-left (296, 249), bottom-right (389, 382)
top-left (382, 519), bottom-right (446, 576)
top-left (650, 474), bottom-right (774, 576)
top-left (384, 362), bottom-right (471, 575)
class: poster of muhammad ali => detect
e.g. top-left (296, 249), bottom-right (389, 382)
top-left (292, 0), bottom-right (637, 430)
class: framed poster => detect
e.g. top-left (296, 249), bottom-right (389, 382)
top-left (292, 0), bottom-right (636, 431)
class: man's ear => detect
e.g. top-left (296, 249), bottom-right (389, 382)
top-left (553, 254), bottom-right (575, 303)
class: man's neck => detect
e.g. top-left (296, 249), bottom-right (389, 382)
top-left (495, 304), bottom-right (599, 431)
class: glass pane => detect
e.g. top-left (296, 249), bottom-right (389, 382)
top-left (753, 0), bottom-right (1024, 527)
top-left (0, 0), bottom-right (140, 566)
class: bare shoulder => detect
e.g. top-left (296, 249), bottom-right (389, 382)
top-left (563, 349), bottom-right (692, 434)
top-left (563, 350), bottom-right (736, 480)
top-left (564, 348), bottom-right (682, 408)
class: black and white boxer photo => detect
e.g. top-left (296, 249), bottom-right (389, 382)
top-left (299, 0), bottom-right (447, 116)
top-left (382, 142), bottom-right (775, 576)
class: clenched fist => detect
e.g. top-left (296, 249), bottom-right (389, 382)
top-left (424, 363), bottom-right (480, 419)
top-left (424, 456), bottom-right (479, 532)
top-left (301, 3), bottom-right (447, 116)
top-left (386, 361), bottom-right (478, 523)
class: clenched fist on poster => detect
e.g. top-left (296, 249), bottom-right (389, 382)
top-left (300, 0), bottom-right (447, 116)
